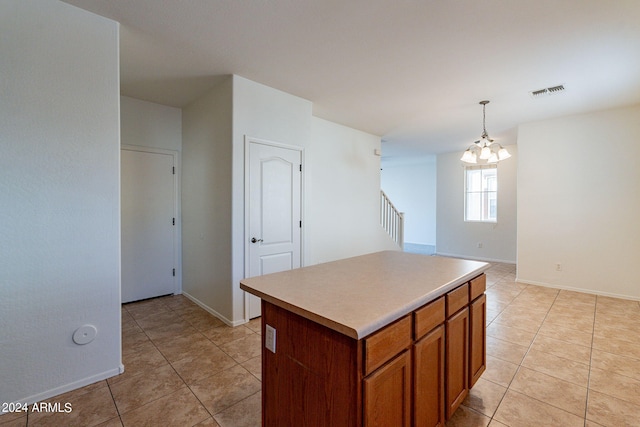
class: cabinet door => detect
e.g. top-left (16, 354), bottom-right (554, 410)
top-left (469, 294), bottom-right (487, 388)
top-left (363, 350), bottom-right (411, 427)
top-left (414, 325), bottom-right (445, 427)
top-left (445, 307), bottom-right (469, 420)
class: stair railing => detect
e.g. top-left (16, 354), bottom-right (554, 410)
top-left (380, 190), bottom-right (404, 248)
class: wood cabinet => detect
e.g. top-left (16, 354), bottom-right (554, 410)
top-left (469, 275), bottom-right (487, 388)
top-left (262, 302), bottom-right (360, 426)
top-left (414, 325), bottom-right (445, 427)
top-left (364, 350), bottom-right (412, 427)
top-left (261, 273), bottom-right (486, 427)
top-left (445, 306), bottom-right (469, 419)
top-left (363, 315), bottom-right (412, 427)
top-left (413, 296), bottom-right (445, 427)
top-left (364, 316), bottom-right (412, 375)
top-left (444, 282), bottom-right (470, 419)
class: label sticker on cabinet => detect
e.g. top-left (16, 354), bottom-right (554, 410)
top-left (265, 324), bottom-right (276, 353)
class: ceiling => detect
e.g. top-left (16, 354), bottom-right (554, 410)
top-left (63, 0), bottom-right (640, 160)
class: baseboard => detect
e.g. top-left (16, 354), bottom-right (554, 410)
top-left (515, 278), bottom-right (640, 302)
top-left (435, 252), bottom-right (516, 265)
top-left (14, 366), bottom-right (122, 406)
top-left (181, 292), bottom-right (245, 327)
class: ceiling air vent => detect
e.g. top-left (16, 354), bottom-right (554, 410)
top-left (548, 84), bottom-right (565, 93)
top-left (530, 88), bottom-right (549, 98)
top-left (529, 84), bottom-right (565, 98)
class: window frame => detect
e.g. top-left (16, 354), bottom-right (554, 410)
top-left (464, 164), bottom-right (498, 223)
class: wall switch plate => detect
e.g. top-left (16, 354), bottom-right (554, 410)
top-left (265, 324), bottom-right (276, 353)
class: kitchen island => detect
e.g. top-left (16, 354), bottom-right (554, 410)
top-left (240, 250), bottom-right (489, 426)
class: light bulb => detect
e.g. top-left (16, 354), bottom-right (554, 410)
top-left (498, 147), bottom-right (511, 160)
top-left (480, 145), bottom-right (491, 159)
top-left (461, 150), bottom-right (477, 163)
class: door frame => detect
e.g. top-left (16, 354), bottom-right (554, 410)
top-left (121, 144), bottom-right (182, 296)
top-left (243, 136), bottom-right (304, 321)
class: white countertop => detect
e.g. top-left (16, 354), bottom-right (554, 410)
top-left (240, 251), bottom-right (489, 339)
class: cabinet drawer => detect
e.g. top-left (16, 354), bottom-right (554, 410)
top-left (414, 296), bottom-right (445, 340)
top-left (364, 315), bottom-right (412, 375)
top-left (469, 274), bottom-right (486, 301)
top-left (446, 283), bottom-right (469, 317)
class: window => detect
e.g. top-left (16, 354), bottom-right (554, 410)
top-left (465, 165), bottom-right (497, 222)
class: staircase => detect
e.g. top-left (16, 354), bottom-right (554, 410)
top-left (380, 190), bottom-right (404, 248)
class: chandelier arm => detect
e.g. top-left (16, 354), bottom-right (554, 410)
top-left (461, 99), bottom-right (510, 164)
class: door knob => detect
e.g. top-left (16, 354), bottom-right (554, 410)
top-left (251, 237), bottom-right (263, 243)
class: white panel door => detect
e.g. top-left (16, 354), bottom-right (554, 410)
top-left (247, 141), bottom-right (302, 318)
top-left (121, 148), bottom-right (175, 303)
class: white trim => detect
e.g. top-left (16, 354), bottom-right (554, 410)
top-left (434, 251), bottom-right (516, 265)
top-left (121, 145), bottom-right (182, 295)
top-left (463, 164), bottom-right (498, 223)
top-left (14, 367), bottom-right (122, 405)
top-left (515, 278), bottom-right (640, 302)
top-left (243, 136), bottom-right (304, 322)
top-left (181, 291), bottom-right (243, 326)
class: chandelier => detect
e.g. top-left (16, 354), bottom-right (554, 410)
top-left (460, 100), bottom-right (511, 164)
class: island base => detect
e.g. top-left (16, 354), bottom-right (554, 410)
top-left (259, 273), bottom-right (486, 426)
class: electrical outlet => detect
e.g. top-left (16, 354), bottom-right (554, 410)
top-left (265, 324), bottom-right (276, 353)
top-left (477, 242), bottom-right (483, 248)
top-left (556, 263), bottom-right (562, 271)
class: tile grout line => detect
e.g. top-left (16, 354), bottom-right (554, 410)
top-left (582, 295), bottom-right (598, 427)
top-left (145, 301), bottom-right (220, 424)
top-left (490, 289), bottom-right (640, 426)
top-left (134, 297), bottom-right (262, 426)
top-left (142, 307), bottom-right (218, 425)
top-left (485, 282), bottom-right (558, 426)
top-left (482, 275), bottom-right (607, 425)
top-left (122, 301), bottom-right (216, 425)
top-left (469, 266), bottom-right (522, 425)
top-left (115, 303), bottom-right (173, 425)
top-left (104, 379), bottom-right (124, 427)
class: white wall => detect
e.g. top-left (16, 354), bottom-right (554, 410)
top-left (182, 77), bottom-right (234, 322)
top-left (308, 118), bottom-right (400, 264)
top-left (436, 146), bottom-right (518, 263)
top-left (181, 75), bottom-right (398, 325)
top-left (0, 0), bottom-right (121, 403)
top-left (381, 156), bottom-right (437, 246)
top-left (121, 96), bottom-right (182, 151)
top-left (517, 105), bottom-right (640, 299)
top-left (231, 76), bottom-right (313, 323)
top-left (120, 96), bottom-right (183, 293)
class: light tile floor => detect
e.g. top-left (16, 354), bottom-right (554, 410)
top-left (2, 262), bottom-right (640, 426)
